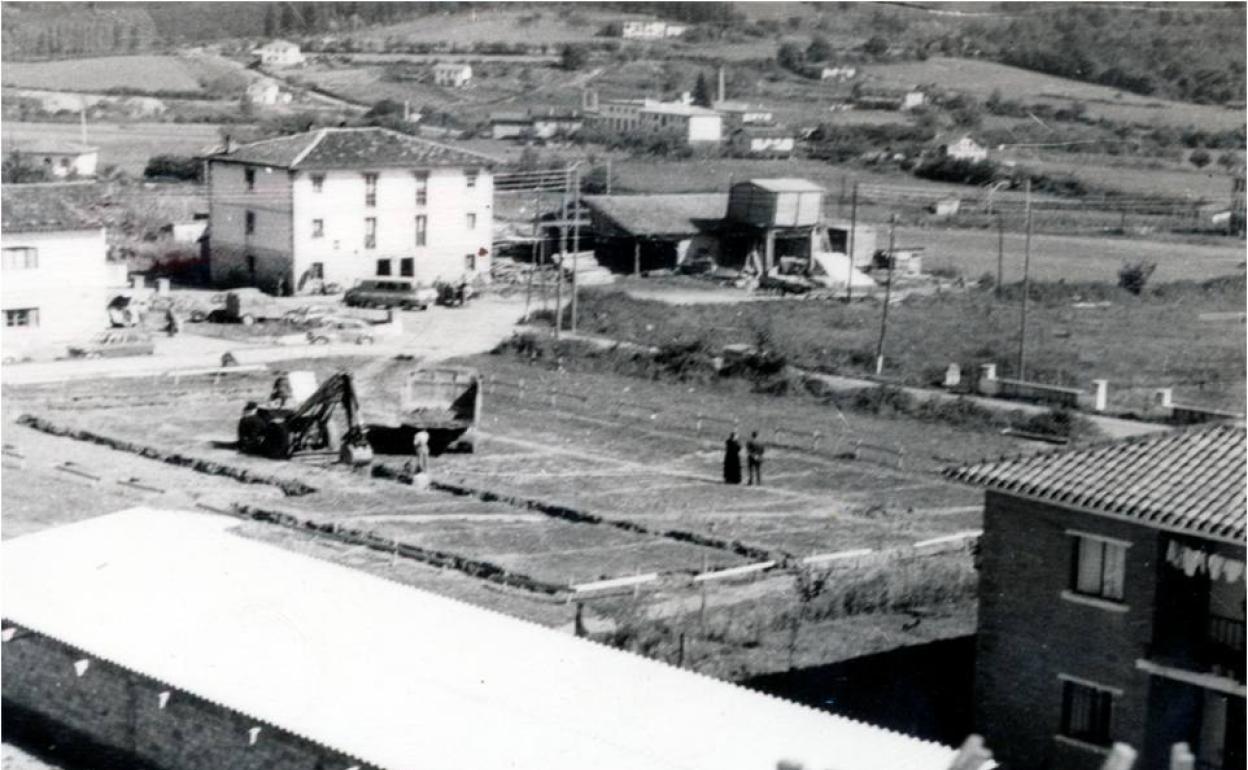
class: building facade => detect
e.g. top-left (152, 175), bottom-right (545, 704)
top-left (254, 39), bottom-right (304, 67)
top-left (620, 20), bottom-right (685, 38)
top-left (1, 185), bottom-right (109, 359)
top-left (950, 425), bottom-right (1246, 770)
top-left (205, 128), bottom-right (496, 292)
top-left (591, 98), bottom-right (722, 144)
top-left (245, 80), bottom-right (291, 106)
top-left (432, 63), bottom-right (472, 88)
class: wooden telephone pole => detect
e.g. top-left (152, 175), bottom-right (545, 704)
top-left (1017, 179), bottom-right (1033, 379)
top-left (874, 215), bottom-right (897, 376)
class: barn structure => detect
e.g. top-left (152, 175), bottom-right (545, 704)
top-left (582, 193), bottom-right (727, 274)
top-left (3, 508), bottom-right (960, 770)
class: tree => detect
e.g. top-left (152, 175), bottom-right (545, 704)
top-left (806, 34), bottom-right (833, 63)
top-left (560, 43), bottom-right (589, 71)
top-left (143, 154), bottom-right (203, 182)
top-left (1189, 148), bottom-right (1212, 168)
top-left (776, 41), bottom-right (805, 73)
top-left (692, 72), bottom-right (714, 107)
top-left (1, 152), bottom-right (51, 184)
top-left (1117, 261), bottom-right (1156, 295)
top-left (863, 35), bottom-right (889, 58)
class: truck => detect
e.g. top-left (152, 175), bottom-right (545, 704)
top-left (237, 371), bottom-right (373, 464)
top-left (400, 367), bottom-right (481, 453)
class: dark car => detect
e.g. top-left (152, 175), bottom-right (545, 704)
top-left (67, 330), bottom-right (156, 359)
top-left (344, 279), bottom-right (436, 311)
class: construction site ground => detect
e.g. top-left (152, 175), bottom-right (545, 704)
top-left (0, 344), bottom-right (1014, 680)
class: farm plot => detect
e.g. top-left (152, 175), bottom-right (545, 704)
top-left (1, 56), bottom-right (204, 94)
top-left (0, 121), bottom-right (230, 175)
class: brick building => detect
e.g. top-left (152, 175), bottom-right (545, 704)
top-left (3, 507), bottom-right (962, 770)
top-left (949, 424), bottom-right (1246, 770)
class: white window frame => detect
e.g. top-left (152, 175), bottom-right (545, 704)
top-left (4, 308), bottom-right (39, 328)
top-left (1068, 532), bottom-right (1127, 604)
top-left (415, 215), bottom-right (427, 247)
top-left (2, 247), bottom-right (39, 270)
top-left (364, 217), bottom-right (377, 250)
top-left (311, 219), bottom-right (324, 239)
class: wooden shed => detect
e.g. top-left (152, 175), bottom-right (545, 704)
top-left (727, 179), bottom-right (825, 229)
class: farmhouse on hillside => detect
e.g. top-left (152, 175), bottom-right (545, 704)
top-left (254, 39), bottom-right (304, 68)
top-left (854, 87), bottom-right (927, 112)
top-left (935, 134), bottom-right (988, 163)
top-left (11, 143), bottom-right (99, 179)
top-left (1, 184), bottom-right (110, 359)
top-left (821, 66), bottom-right (858, 82)
top-left (2, 507), bottom-right (961, 770)
top-left (730, 127), bottom-right (796, 158)
top-left (202, 127), bottom-right (497, 292)
top-left (620, 20), bottom-right (686, 39)
top-left (587, 95), bottom-right (723, 145)
top-left (432, 62), bottom-right (473, 88)
top-left (713, 100), bottom-right (775, 129)
top-left (489, 110), bottom-right (582, 141)
top-left (949, 424), bottom-right (1247, 770)
top-left (245, 80), bottom-right (292, 106)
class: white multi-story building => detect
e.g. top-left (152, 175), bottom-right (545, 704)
top-left (254, 39), bottom-right (304, 68)
top-left (204, 127), bottom-right (497, 292)
top-left (432, 63), bottom-right (473, 88)
top-left (1, 184), bottom-right (109, 359)
top-left (592, 97), bottom-right (722, 145)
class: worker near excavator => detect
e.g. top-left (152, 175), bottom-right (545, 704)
top-left (746, 431), bottom-right (765, 486)
top-left (271, 371), bottom-right (293, 408)
top-left (413, 430), bottom-right (431, 474)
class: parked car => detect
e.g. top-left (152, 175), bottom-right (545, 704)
top-left (307, 317), bottom-right (379, 345)
top-left (67, 330), bottom-right (156, 359)
top-left (344, 279), bottom-right (436, 311)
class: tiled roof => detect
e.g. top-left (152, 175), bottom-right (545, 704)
top-left (2, 183), bottom-right (101, 233)
top-left (207, 128), bottom-right (499, 170)
top-left (583, 193), bottom-right (727, 237)
top-left (3, 508), bottom-right (958, 770)
top-left (946, 423), bottom-right (1247, 543)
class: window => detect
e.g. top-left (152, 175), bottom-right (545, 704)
top-left (311, 219), bottom-right (324, 239)
top-left (245, 210), bottom-right (256, 235)
top-left (376, 259), bottom-right (392, 276)
top-left (465, 253), bottom-right (477, 273)
top-left (2, 247), bottom-right (38, 270)
top-left (1070, 535), bottom-right (1126, 602)
top-left (4, 308), bottom-right (39, 328)
top-left (246, 255), bottom-right (256, 277)
top-left (364, 173), bottom-right (378, 207)
top-left (1060, 679), bottom-right (1114, 746)
top-left (245, 167), bottom-right (256, 192)
top-left (465, 169), bottom-right (478, 188)
top-left (414, 172), bottom-right (428, 206)
top-left (400, 258), bottom-right (414, 277)
top-left (466, 212), bottom-right (477, 230)
top-left (415, 215), bottom-right (427, 246)
top-left (311, 174), bottom-right (325, 193)
top-left (364, 217), bottom-right (377, 249)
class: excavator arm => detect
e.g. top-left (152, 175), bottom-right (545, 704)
top-left (245, 371), bottom-right (372, 462)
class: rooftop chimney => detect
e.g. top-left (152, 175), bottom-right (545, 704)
top-left (224, 134), bottom-right (237, 154)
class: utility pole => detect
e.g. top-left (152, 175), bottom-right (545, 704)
top-left (874, 214), bottom-right (897, 376)
top-left (555, 182), bottom-right (568, 340)
top-left (1017, 179), bottom-right (1033, 380)
top-left (525, 187), bottom-right (539, 318)
top-left (995, 212), bottom-right (1004, 299)
top-left (571, 165), bottom-right (581, 334)
top-left (605, 157), bottom-right (612, 195)
top-left (846, 181), bottom-right (858, 302)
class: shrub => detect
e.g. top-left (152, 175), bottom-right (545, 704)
top-left (1118, 260), bottom-right (1157, 295)
top-left (143, 154), bottom-right (202, 182)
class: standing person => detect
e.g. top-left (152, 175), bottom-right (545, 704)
top-left (165, 306), bottom-right (181, 337)
top-left (723, 431), bottom-right (742, 485)
top-left (271, 370), bottom-right (292, 408)
top-left (413, 430), bottom-right (431, 474)
top-left (747, 430), bottom-right (765, 486)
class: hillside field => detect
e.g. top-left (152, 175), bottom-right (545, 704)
top-left (861, 57), bottom-right (1245, 131)
top-left (0, 54), bottom-right (234, 94)
top-left (1, 121), bottom-right (229, 174)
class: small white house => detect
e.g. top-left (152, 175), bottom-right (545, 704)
top-left (254, 39), bottom-right (304, 68)
top-left (731, 128), bottom-right (795, 158)
top-left (938, 135), bottom-right (988, 163)
top-left (820, 66), bottom-right (857, 82)
top-left (245, 80), bottom-right (292, 106)
top-left (621, 20), bottom-right (685, 39)
top-left (433, 63), bottom-right (473, 88)
top-left (13, 144), bottom-right (99, 179)
top-left (713, 100), bottom-right (774, 128)
top-left (2, 184), bottom-right (109, 358)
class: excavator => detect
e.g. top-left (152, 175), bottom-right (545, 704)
top-left (237, 371), bottom-right (374, 465)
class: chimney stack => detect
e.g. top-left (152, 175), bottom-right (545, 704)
top-left (718, 65), bottom-right (726, 104)
top-left (224, 133), bottom-right (237, 154)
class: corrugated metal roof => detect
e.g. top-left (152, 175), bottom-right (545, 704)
top-left (741, 178), bottom-right (826, 193)
top-left (946, 423), bottom-right (1247, 543)
top-left (3, 509), bottom-right (957, 770)
top-left (207, 128), bottom-right (499, 170)
top-left (2, 183), bottom-right (102, 233)
top-left (583, 193), bottom-right (727, 237)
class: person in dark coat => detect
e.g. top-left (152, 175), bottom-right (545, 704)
top-left (747, 431), bottom-right (765, 486)
top-left (723, 431), bottom-right (742, 485)
top-left (271, 371), bottom-right (293, 408)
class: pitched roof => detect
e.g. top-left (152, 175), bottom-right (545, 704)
top-left (742, 178), bottom-right (825, 193)
top-left (946, 423), bottom-right (1247, 543)
top-left (12, 142), bottom-right (98, 156)
top-left (2, 183), bottom-right (102, 233)
top-left (583, 193), bottom-right (728, 237)
top-left (207, 128), bottom-right (499, 170)
top-left (3, 508), bottom-right (957, 770)
top-left (640, 101), bottom-right (720, 118)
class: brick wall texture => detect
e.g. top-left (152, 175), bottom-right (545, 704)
top-left (2, 626), bottom-right (374, 770)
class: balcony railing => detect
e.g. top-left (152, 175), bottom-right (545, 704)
top-left (1207, 613), bottom-right (1245, 680)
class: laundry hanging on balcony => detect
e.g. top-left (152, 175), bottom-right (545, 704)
top-left (1165, 540), bottom-right (1245, 582)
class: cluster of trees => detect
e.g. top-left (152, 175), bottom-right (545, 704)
top-left (1, 151), bottom-right (52, 184)
top-left (914, 156), bottom-right (1090, 198)
top-left (1, 5), bottom-right (156, 60)
top-left (575, 124), bottom-right (694, 159)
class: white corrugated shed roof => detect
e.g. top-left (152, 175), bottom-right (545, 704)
top-left (2, 509), bottom-right (958, 770)
top-left (745, 178), bottom-right (827, 193)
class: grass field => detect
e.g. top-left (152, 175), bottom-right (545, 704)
top-left (0, 121), bottom-right (229, 174)
top-left (1, 55), bottom-right (208, 94)
top-left (861, 57), bottom-right (1246, 131)
top-left (352, 7), bottom-right (623, 46)
top-left (565, 275), bottom-right (1246, 412)
top-left (999, 154), bottom-right (1238, 203)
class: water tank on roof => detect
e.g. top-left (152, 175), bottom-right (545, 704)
top-left (727, 179), bottom-right (825, 228)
